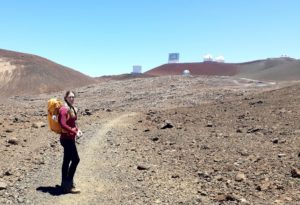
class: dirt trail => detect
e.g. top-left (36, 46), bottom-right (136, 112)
top-left (24, 112), bottom-right (137, 205)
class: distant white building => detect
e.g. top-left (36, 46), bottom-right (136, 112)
top-left (168, 53), bottom-right (180, 63)
top-left (215, 56), bottom-right (225, 63)
top-left (132, 65), bottom-right (142, 74)
top-left (203, 54), bottom-right (213, 62)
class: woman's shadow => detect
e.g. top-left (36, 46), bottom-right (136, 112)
top-left (36, 185), bottom-right (66, 196)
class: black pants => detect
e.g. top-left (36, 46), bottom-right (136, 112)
top-left (60, 139), bottom-right (80, 181)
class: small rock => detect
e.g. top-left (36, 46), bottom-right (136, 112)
top-left (236, 128), bottom-right (243, 133)
top-left (215, 175), bottom-right (224, 181)
top-left (201, 145), bottom-right (210, 150)
top-left (249, 100), bottom-right (263, 105)
top-left (274, 199), bottom-right (284, 204)
top-left (238, 149), bottom-right (249, 156)
top-left (7, 138), bottom-right (19, 145)
top-left (0, 181), bottom-right (7, 190)
top-left (5, 129), bottom-right (14, 133)
top-left (291, 167), bottom-right (300, 178)
top-left (213, 157), bottom-right (222, 162)
top-left (240, 198), bottom-right (250, 205)
top-left (159, 120), bottom-right (174, 129)
top-left (137, 165), bottom-right (150, 171)
top-left (17, 197), bottom-right (24, 203)
top-left (150, 136), bottom-right (159, 141)
top-left (235, 173), bottom-right (246, 182)
top-left (278, 153), bottom-right (286, 158)
top-left (247, 127), bottom-right (262, 133)
top-left (32, 122), bottom-right (46, 128)
top-left (197, 171), bottom-right (211, 180)
top-left (171, 174), bottom-right (180, 179)
top-left (84, 109), bottom-right (92, 115)
top-left (4, 170), bottom-right (13, 176)
top-left (206, 121), bottom-right (213, 127)
top-left (215, 194), bottom-right (236, 202)
top-left (256, 179), bottom-right (272, 191)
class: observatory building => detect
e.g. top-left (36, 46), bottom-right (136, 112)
top-left (203, 54), bottom-right (213, 62)
top-left (215, 56), bottom-right (225, 63)
top-left (168, 53), bottom-right (180, 63)
top-left (132, 65), bottom-right (142, 74)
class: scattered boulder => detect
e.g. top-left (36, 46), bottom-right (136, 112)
top-left (291, 167), bottom-right (300, 178)
top-left (206, 121), bottom-right (213, 127)
top-left (5, 129), bottom-right (14, 133)
top-left (247, 127), bottom-right (263, 133)
top-left (83, 109), bottom-right (92, 115)
top-left (256, 179), bottom-right (272, 191)
top-left (150, 136), bottom-right (159, 141)
top-left (137, 165), bottom-right (150, 171)
top-left (0, 181), bottom-right (7, 190)
top-left (235, 173), bottom-right (246, 182)
top-left (32, 122), bottom-right (46, 128)
top-left (159, 120), bottom-right (174, 129)
top-left (249, 100), bottom-right (263, 106)
top-left (215, 194), bottom-right (237, 202)
top-left (7, 138), bottom-right (19, 145)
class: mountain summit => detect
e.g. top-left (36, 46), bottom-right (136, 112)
top-left (0, 49), bottom-right (97, 97)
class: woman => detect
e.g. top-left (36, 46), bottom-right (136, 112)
top-left (58, 90), bottom-right (81, 193)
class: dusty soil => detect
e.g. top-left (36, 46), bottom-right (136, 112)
top-left (0, 75), bottom-right (300, 205)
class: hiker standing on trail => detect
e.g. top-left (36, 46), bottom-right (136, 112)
top-left (58, 91), bottom-right (82, 193)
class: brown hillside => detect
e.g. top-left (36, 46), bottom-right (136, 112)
top-left (0, 49), bottom-right (97, 97)
top-left (236, 58), bottom-right (300, 81)
top-left (145, 57), bottom-right (300, 82)
top-left (95, 73), bottom-right (154, 83)
top-left (144, 62), bottom-right (238, 76)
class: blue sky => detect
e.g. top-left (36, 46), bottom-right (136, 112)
top-left (1, 0), bottom-right (299, 77)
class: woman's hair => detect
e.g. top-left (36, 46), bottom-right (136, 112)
top-left (64, 90), bottom-right (75, 102)
top-left (64, 90), bottom-right (77, 117)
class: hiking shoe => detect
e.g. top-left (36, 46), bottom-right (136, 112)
top-left (69, 187), bottom-right (81, 194)
top-left (71, 181), bottom-right (76, 188)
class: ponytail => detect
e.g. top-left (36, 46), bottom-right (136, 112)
top-left (64, 91), bottom-right (77, 117)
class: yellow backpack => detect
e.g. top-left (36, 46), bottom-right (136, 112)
top-left (47, 98), bottom-right (64, 134)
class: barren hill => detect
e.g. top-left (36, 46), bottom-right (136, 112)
top-left (145, 62), bottom-right (238, 76)
top-left (0, 49), bottom-right (97, 98)
top-left (236, 58), bottom-right (300, 81)
top-left (145, 57), bottom-right (300, 81)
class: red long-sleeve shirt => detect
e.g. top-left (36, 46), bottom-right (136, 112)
top-left (58, 106), bottom-right (78, 140)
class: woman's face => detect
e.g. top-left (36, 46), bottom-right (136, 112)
top-left (66, 92), bottom-right (75, 105)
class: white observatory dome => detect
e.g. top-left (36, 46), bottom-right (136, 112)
top-left (215, 56), bottom-right (225, 63)
top-left (182, 69), bottom-right (191, 76)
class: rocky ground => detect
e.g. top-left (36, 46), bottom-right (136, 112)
top-left (0, 75), bottom-right (300, 204)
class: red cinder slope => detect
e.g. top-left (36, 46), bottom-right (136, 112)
top-left (145, 62), bottom-right (238, 76)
